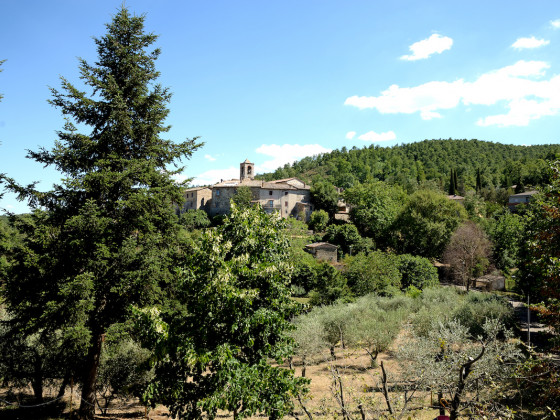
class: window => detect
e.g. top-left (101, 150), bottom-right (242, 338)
top-left (248, 166), bottom-right (252, 174)
top-left (216, 190), bottom-right (220, 196)
top-left (285, 201), bottom-right (288, 207)
top-left (284, 191), bottom-right (288, 195)
top-left (269, 191), bottom-right (273, 195)
top-left (268, 200), bottom-right (274, 207)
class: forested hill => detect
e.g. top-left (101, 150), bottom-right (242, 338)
top-left (257, 139), bottom-right (560, 191)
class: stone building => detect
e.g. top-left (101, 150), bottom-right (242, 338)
top-left (305, 242), bottom-right (338, 263)
top-left (182, 187), bottom-right (213, 212)
top-left (185, 159), bottom-right (314, 220)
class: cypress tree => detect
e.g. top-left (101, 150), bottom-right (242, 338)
top-left (2, 8), bottom-right (200, 419)
top-left (476, 168), bottom-right (482, 193)
top-left (453, 168), bottom-right (459, 195)
top-left (449, 169), bottom-right (455, 195)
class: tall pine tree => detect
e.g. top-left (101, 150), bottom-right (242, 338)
top-left (1, 8), bottom-right (200, 419)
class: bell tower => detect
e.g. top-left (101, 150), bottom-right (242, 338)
top-left (240, 159), bottom-right (254, 182)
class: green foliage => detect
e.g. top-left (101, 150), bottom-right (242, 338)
top-left (308, 262), bottom-right (352, 306)
top-left (343, 181), bottom-right (406, 247)
top-left (396, 190), bottom-right (468, 259)
top-left (231, 185), bottom-right (254, 209)
top-left (518, 161), bottom-right (560, 335)
top-left (322, 223), bottom-right (369, 257)
top-left (399, 318), bottom-right (522, 419)
top-left (310, 179), bottom-right (338, 217)
top-left (395, 254), bottom-right (439, 290)
top-left (486, 208), bottom-right (525, 270)
top-left (179, 209), bottom-right (211, 230)
top-left (308, 209), bottom-right (329, 232)
top-left (343, 251), bottom-right (401, 296)
top-left (0, 8), bottom-right (201, 418)
top-left (136, 204), bottom-right (307, 419)
top-left (260, 139), bottom-right (560, 193)
top-left (97, 337), bottom-right (153, 413)
top-left (345, 295), bottom-right (408, 365)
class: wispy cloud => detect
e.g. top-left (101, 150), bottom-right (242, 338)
top-left (551, 19), bottom-right (560, 29)
top-left (204, 154), bottom-right (216, 162)
top-left (255, 144), bottom-right (331, 172)
top-left (400, 34), bottom-right (453, 61)
top-left (191, 167), bottom-right (239, 186)
top-left (345, 131), bottom-right (356, 140)
top-left (345, 60), bottom-right (560, 127)
top-left (357, 130), bottom-right (396, 142)
top-left (512, 36), bottom-right (550, 49)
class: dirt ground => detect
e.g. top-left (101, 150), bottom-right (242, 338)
top-left (0, 345), bottom-right (441, 420)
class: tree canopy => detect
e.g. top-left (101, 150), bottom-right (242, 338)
top-left (1, 8), bottom-right (200, 419)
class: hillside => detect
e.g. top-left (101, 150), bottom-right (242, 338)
top-left (257, 139), bottom-right (560, 191)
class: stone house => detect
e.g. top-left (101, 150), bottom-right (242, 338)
top-left (305, 242), bottom-right (338, 263)
top-left (508, 190), bottom-right (538, 212)
top-left (187, 159), bottom-right (314, 220)
top-left (182, 187), bottom-right (213, 212)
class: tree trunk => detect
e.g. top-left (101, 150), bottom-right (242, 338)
top-left (32, 352), bottom-right (44, 403)
top-left (57, 372), bottom-right (70, 399)
top-left (78, 331), bottom-right (104, 420)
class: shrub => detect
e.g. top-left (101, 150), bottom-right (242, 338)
top-left (396, 254), bottom-right (439, 290)
top-left (343, 251), bottom-right (401, 296)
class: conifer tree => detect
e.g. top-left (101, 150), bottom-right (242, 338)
top-left (453, 168), bottom-right (459, 195)
top-left (1, 8), bottom-right (200, 419)
top-left (476, 168), bottom-right (482, 193)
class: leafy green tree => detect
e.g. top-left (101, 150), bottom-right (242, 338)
top-left (344, 181), bottom-right (406, 248)
top-left (1, 9), bottom-right (200, 419)
top-left (179, 209), bottom-right (211, 230)
top-left (322, 222), bottom-right (369, 257)
top-left (135, 204), bottom-right (307, 419)
top-left (396, 254), bottom-right (439, 290)
top-left (231, 185), bottom-right (254, 209)
top-left (343, 251), bottom-right (401, 296)
top-left (396, 190), bottom-right (467, 259)
top-left (310, 179), bottom-right (339, 217)
top-left (518, 162), bottom-right (560, 334)
top-left (487, 208), bottom-right (525, 270)
top-left (309, 262), bottom-right (352, 305)
top-left (308, 209), bottom-right (329, 232)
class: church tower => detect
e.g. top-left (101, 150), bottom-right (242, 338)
top-left (240, 159), bottom-right (254, 182)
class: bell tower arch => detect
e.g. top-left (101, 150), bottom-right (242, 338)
top-left (240, 159), bottom-right (254, 182)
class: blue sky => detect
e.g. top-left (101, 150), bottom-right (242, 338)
top-left (1, 0), bottom-right (560, 213)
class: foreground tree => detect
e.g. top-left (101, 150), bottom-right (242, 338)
top-left (135, 204), bottom-right (307, 419)
top-left (1, 8), bottom-right (199, 419)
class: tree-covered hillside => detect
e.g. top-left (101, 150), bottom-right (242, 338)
top-left (257, 139), bottom-right (560, 191)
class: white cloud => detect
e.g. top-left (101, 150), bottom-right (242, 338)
top-left (357, 130), bottom-right (396, 142)
top-left (400, 34), bottom-right (453, 61)
top-left (512, 36), bottom-right (550, 49)
top-left (255, 143), bottom-right (331, 172)
top-left (551, 19), bottom-right (560, 28)
top-left (345, 131), bottom-right (356, 140)
top-left (345, 60), bottom-right (560, 127)
top-left (191, 167), bottom-right (240, 186)
top-left (204, 154), bottom-right (216, 162)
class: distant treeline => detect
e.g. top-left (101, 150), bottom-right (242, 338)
top-left (257, 139), bottom-right (560, 191)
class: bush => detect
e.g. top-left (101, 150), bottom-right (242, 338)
top-left (396, 254), bottom-right (439, 290)
top-left (179, 209), bottom-right (211, 230)
top-left (308, 210), bottom-right (329, 232)
top-left (343, 251), bottom-right (401, 296)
